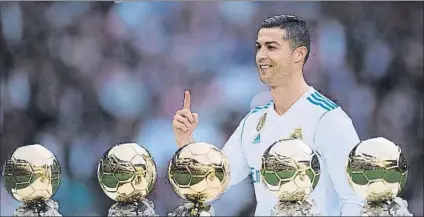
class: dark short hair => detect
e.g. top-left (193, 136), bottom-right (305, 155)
top-left (260, 15), bottom-right (311, 64)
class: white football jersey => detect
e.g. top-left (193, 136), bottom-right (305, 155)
top-left (221, 86), bottom-right (365, 216)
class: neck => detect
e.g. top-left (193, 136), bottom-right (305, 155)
top-left (271, 74), bottom-right (309, 116)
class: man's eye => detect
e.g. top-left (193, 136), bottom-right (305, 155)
top-left (268, 46), bottom-right (276, 50)
top-left (256, 46), bottom-right (261, 50)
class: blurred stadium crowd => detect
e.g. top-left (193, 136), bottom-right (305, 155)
top-left (0, 1), bottom-right (422, 216)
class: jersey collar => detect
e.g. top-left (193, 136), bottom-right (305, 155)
top-left (268, 86), bottom-right (315, 120)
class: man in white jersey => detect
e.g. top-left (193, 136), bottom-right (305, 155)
top-left (171, 15), bottom-right (365, 216)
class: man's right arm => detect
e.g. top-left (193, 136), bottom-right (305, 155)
top-left (210, 116), bottom-right (252, 216)
top-left (221, 116), bottom-right (251, 188)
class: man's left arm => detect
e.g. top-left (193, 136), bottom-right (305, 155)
top-left (314, 110), bottom-right (366, 216)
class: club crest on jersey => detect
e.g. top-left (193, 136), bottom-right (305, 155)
top-left (252, 134), bottom-right (261, 144)
top-left (290, 128), bottom-right (303, 140)
top-left (256, 112), bottom-right (267, 132)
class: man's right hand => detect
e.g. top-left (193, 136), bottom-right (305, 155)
top-left (172, 90), bottom-right (199, 148)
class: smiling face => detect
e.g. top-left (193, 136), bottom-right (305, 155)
top-left (255, 27), bottom-right (307, 88)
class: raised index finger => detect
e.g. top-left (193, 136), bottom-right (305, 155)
top-left (183, 90), bottom-right (191, 110)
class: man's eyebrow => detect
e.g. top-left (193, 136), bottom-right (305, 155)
top-left (255, 41), bottom-right (281, 46)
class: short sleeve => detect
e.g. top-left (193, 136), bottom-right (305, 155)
top-left (222, 116), bottom-right (251, 188)
top-left (314, 109), bottom-right (365, 216)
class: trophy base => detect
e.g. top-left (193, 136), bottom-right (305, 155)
top-left (107, 198), bottom-right (159, 216)
top-left (362, 197), bottom-right (413, 216)
top-left (168, 201), bottom-right (213, 217)
top-left (13, 199), bottom-right (62, 216)
top-left (271, 200), bottom-right (323, 216)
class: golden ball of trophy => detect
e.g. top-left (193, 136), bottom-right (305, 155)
top-left (346, 137), bottom-right (408, 202)
top-left (168, 142), bottom-right (230, 204)
top-left (2, 144), bottom-right (61, 203)
top-left (97, 143), bottom-right (157, 203)
top-left (260, 139), bottom-right (320, 202)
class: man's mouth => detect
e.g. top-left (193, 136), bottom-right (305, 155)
top-left (259, 64), bottom-right (272, 70)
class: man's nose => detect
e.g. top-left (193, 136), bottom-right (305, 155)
top-left (256, 49), bottom-right (267, 61)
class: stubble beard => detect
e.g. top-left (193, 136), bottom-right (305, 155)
top-left (259, 73), bottom-right (274, 88)
top-left (261, 71), bottom-right (298, 91)
top-left (259, 69), bottom-right (284, 89)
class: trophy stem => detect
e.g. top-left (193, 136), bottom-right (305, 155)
top-left (107, 198), bottom-right (159, 216)
top-left (271, 200), bottom-right (322, 216)
top-left (190, 202), bottom-right (212, 217)
top-left (13, 199), bottom-right (62, 216)
top-left (362, 198), bottom-right (413, 216)
top-left (168, 201), bottom-right (213, 217)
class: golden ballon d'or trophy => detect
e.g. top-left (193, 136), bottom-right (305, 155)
top-left (2, 144), bottom-right (62, 216)
top-left (260, 139), bottom-right (323, 216)
top-left (167, 142), bottom-right (231, 217)
top-left (346, 137), bottom-right (413, 216)
top-left (97, 143), bottom-right (159, 216)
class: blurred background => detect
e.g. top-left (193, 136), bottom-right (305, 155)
top-left (0, 1), bottom-right (423, 216)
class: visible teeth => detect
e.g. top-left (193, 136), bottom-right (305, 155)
top-left (260, 65), bottom-right (271, 69)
